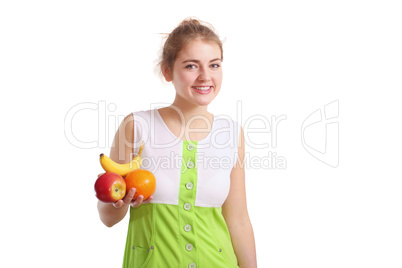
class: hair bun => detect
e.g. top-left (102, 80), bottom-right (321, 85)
top-left (180, 18), bottom-right (201, 26)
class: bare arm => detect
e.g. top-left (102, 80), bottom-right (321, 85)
top-left (222, 126), bottom-right (257, 267)
top-left (97, 114), bottom-right (152, 227)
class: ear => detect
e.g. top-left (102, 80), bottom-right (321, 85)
top-left (162, 65), bottom-right (173, 82)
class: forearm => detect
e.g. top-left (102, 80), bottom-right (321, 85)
top-left (228, 218), bottom-right (257, 268)
top-left (97, 201), bottom-right (129, 227)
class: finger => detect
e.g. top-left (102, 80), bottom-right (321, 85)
top-left (131, 195), bottom-right (144, 208)
top-left (142, 195), bottom-right (153, 204)
top-left (113, 199), bottom-right (123, 208)
top-left (123, 188), bottom-right (136, 204)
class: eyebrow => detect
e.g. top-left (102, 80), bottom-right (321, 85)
top-left (182, 58), bottom-right (222, 64)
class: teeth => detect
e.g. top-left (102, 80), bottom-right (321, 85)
top-left (194, 86), bottom-right (211, 91)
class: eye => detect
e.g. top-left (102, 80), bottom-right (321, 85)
top-left (211, 63), bottom-right (220, 68)
top-left (185, 64), bottom-right (197, 69)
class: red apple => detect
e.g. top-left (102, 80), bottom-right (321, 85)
top-left (94, 172), bottom-right (126, 203)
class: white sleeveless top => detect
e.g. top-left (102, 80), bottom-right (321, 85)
top-left (132, 109), bottom-right (241, 208)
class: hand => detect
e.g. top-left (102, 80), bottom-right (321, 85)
top-left (113, 188), bottom-right (153, 208)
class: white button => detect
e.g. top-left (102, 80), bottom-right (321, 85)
top-left (186, 182), bottom-right (194, 190)
top-left (187, 144), bottom-right (195, 151)
top-left (184, 224), bottom-right (192, 232)
top-left (184, 203), bottom-right (192, 210)
top-left (187, 161), bottom-right (195, 169)
top-left (189, 263), bottom-right (196, 268)
top-left (186, 243), bottom-right (194, 251)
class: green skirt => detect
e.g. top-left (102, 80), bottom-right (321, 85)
top-left (123, 203), bottom-right (239, 268)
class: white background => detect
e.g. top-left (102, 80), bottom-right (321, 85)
top-left (1, 0), bottom-right (401, 267)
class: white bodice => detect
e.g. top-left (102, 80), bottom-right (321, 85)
top-left (132, 109), bottom-right (240, 207)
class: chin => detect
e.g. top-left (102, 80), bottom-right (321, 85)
top-left (195, 92), bottom-right (219, 106)
top-left (195, 97), bottom-right (216, 106)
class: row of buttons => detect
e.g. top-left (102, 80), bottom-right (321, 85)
top-left (183, 142), bottom-right (196, 268)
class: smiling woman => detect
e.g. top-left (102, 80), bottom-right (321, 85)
top-left (163, 39), bottom-right (223, 107)
top-left (97, 17), bottom-right (257, 268)
top-left (157, 19), bottom-right (224, 108)
top-left (157, 18), bottom-right (223, 77)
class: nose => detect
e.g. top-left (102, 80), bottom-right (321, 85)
top-left (197, 66), bottom-right (211, 82)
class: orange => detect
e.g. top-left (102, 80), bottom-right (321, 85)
top-left (125, 169), bottom-right (156, 200)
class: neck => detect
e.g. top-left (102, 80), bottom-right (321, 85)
top-left (170, 95), bottom-right (211, 121)
top-left (157, 95), bottom-right (214, 141)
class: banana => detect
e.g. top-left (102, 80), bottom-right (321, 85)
top-left (100, 142), bottom-right (144, 177)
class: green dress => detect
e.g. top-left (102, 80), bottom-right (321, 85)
top-left (122, 109), bottom-right (240, 268)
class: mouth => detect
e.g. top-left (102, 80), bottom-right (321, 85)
top-left (192, 86), bottom-right (213, 94)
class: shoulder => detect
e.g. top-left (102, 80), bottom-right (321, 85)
top-left (125, 109), bottom-right (153, 127)
top-left (121, 113), bottom-right (134, 135)
top-left (121, 110), bottom-right (153, 136)
top-left (124, 113), bottom-right (134, 122)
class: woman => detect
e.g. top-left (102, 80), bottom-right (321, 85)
top-left (97, 18), bottom-right (257, 268)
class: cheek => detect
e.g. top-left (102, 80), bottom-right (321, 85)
top-left (213, 72), bottom-right (223, 85)
top-left (175, 72), bottom-right (196, 86)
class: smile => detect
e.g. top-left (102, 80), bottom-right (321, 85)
top-left (192, 86), bottom-right (213, 94)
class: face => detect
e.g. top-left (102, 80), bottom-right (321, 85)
top-left (164, 39), bottom-right (223, 107)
